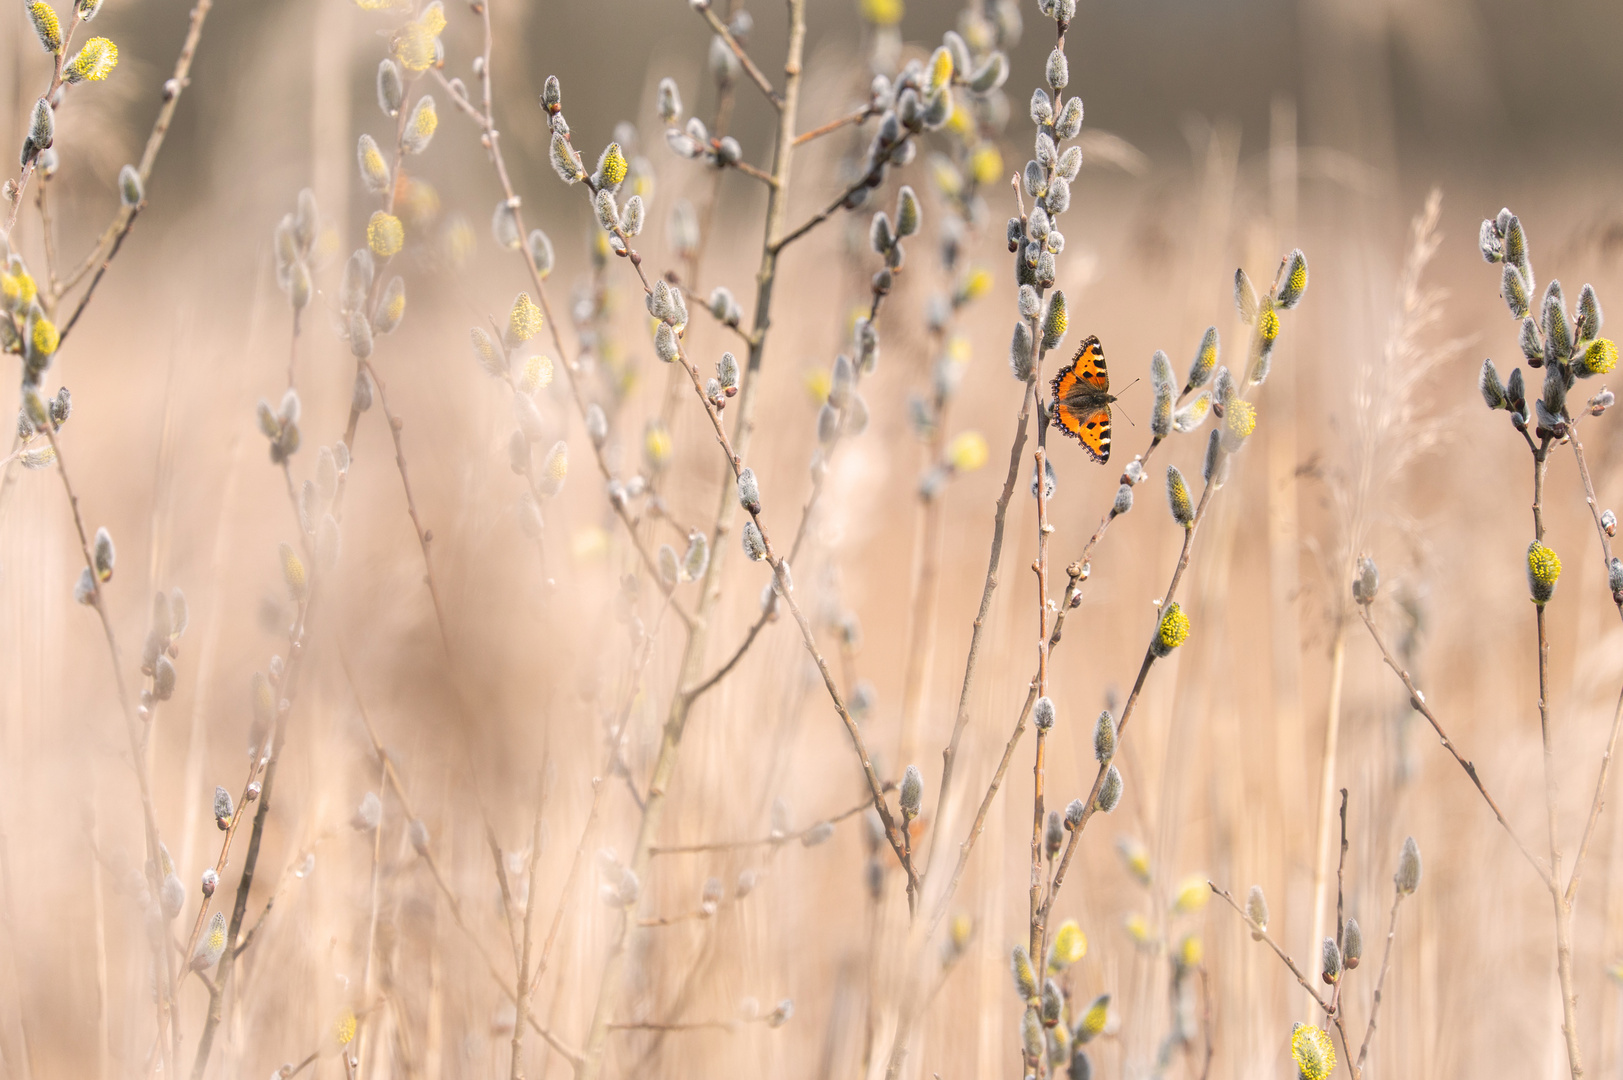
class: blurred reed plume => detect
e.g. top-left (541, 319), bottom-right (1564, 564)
top-left (2, 0), bottom-right (1623, 1079)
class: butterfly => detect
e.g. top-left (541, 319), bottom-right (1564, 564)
top-left (1049, 335), bottom-right (1117, 463)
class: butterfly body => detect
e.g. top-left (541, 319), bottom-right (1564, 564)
top-left (1050, 335), bottom-right (1116, 463)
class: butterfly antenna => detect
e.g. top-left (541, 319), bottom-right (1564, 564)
top-left (1113, 377), bottom-right (1141, 426)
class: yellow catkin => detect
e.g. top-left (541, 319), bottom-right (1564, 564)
top-left (1291, 1025), bottom-right (1335, 1080)
top-left (1258, 307), bottom-right (1280, 341)
top-left (970, 144), bottom-right (1003, 186)
top-left (31, 317), bottom-right (59, 356)
top-left (367, 212), bottom-right (404, 257)
top-left (65, 36), bottom-right (117, 81)
top-left (960, 266), bottom-right (993, 302)
top-left (599, 143), bottom-right (628, 187)
top-left (519, 355), bottom-right (554, 394)
top-left (1226, 398), bottom-right (1257, 439)
top-left (859, 0), bottom-right (903, 26)
top-left (1582, 338), bottom-right (1617, 376)
top-left (1158, 603), bottom-right (1189, 651)
top-left (1049, 921), bottom-right (1087, 967)
top-left (947, 431), bottom-right (989, 472)
top-left (29, 1), bottom-right (62, 53)
top-left (508, 294), bottom-right (543, 343)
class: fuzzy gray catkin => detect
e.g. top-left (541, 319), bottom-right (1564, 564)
top-left (1093, 710), bottom-right (1114, 761)
top-left (1395, 836), bottom-right (1422, 894)
top-left (742, 521), bottom-right (767, 561)
top-left (1166, 466), bottom-right (1194, 527)
top-left (1096, 765), bottom-right (1122, 812)
top-left (900, 765), bottom-right (922, 818)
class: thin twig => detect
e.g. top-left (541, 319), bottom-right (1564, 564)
top-left (694, 5), bottom-right (781, 106)
top-left (1354, 889), bottom-right (1405, 1070)
top-left (1209, 884), bottom-right (1330, 1012)
top-left (791, 103), bottom-right (879, 147)
top-left (1356, 604), bottom-right (1552, 890)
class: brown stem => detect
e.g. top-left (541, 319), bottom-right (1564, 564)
top-left (1354, 890), bottom-right (1405, 1071)
top-left (791, 103), bottom-right (878, 147)
top-left (651, 796), bottom-right (875, 854)
top-left (1209, 884), bottom-right (1330, 1012)
top-left (510, 782), bottom-right (546, 1080)
top-left (1565, 426), bottom-right (1623, 619)
top-left (1356, 604), bottom-right (1552, 890)
top-left (694, 5), bottom-right (781, 106)
top-left (53, 0), bottom-right (214, 299)
top-left (574, 9), bottom-right (808, 1079)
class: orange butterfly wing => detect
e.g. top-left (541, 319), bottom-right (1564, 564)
top-left (1049, 337), bottom-right (1113, 464)
top-left (1071, 335), bottom-right (1109, 390)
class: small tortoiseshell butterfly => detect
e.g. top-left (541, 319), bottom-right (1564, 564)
top-left (1050, 335), bottom-right (1116, 463)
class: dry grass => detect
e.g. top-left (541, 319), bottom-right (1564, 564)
top-left (3, 2), bottom-right (1623, 1079)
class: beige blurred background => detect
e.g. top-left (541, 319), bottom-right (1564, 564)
top-left (3, 0), bottom-right (1623, 1078)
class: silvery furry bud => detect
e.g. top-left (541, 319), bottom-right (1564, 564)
top-left (1041, 291), bottom-right (1068, 351)
top-left (657, 77), bottom-right (682, 124)
top-left (1480, 358), bottom-right (1507, 409)
top-left (1024, 160), bottom-right (1046, 199)
top-left (1502, 263), bottom-right (1530, 321)
top-left (1031, 456), bottom-right (1056, 499)
top-left (118, 164), bottom-right (143, 207)
top-left (654, 322), bottom-right (680, 363)
top-left (1245, 885), bottom-right (1268, 938)
top-left (1045, 47), bottom-right (1068, 90)
top-left (718, 351), bottom-right (740, 392)
top-left (900, 764), bottom-right (922, 818)
top-left (93, 526), bottom-right (115, 581)
top-left (1341, 917), bottom-right (1362, 969)
top-left (374, 276), bottom-right (405, 334)
top-left (682, 531), bottom-right (709, 581)
top-left (1112, 484), bottom-right (1133, 515)
top-left (1542, 280), bottom-right (1572, 362)
top-left (742, 520), bottom-right (767, 561)
top-left (549, 132), bottom-right (582, 183)
top-left (378, 59), bottom-right (403, 116)
top-left (1096, 765), bottom-right (1122, 812)
top-left (1352, 555), bottom-right (1379, 604)
top-left (1093, 710), bottom-right (1114, 761)
top-left (1234, 269), bottom-right (1259, 324)
top-left (522, 231), bottom-right (554, 281)
top-left (1394, 836), bottom-right (1421, 894)
top-left (1320, 937), bottom-right (1341, 984)
top-left (1034, 696), bottom-right (1056, 731)
top-left (348, 309), bottom-right (373, 359)
top-left (1030, 88), bottom-right (1053, 126)
top-left (1276, 249), bottom-right (1309, 309)
top-left (341, 249), bottom-right (373, 313)
top-left (28, 98), bottom-right (53, 153)
top-left (968, 52), bottom-right (1008, 93)
top-left (895, 185), bottom-right (921, 238)
top-left (594, 189), bottom-right (621, 233)
top-left (621, 195), bottom-right (644, 237)
top-left (1011, 322), bottom-right (1035, 381)
top-left (1011, 946), bottom-right (1039, 1000)
top-left (1577, 283), bottom-right (1603, 342)
top-left (1166, 466), bottom-right (1193, 527)
top-left (738, 468), bottom-right (761, 513)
